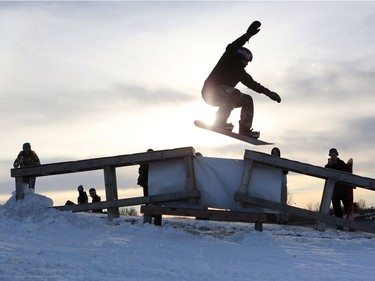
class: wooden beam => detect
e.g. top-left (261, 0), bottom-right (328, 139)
top-left (238, 159), bottom-right (254, 194)
top-left (244, 150), bottom-right (375, 190)
top-left (11, 147), bottom-right (196, 178)
top-left (104, 166), bottom-right (119, 220)
top-left (140, 205), bottom-right (275, 225)
top-left (15, 177), bottom-right (24, 200)
top-left (184, 156), bottom-right (198, 204)
top-left (315, 178), bottom-right (336, 231)
top-left (54, 191), bottom-right (201, 213)
top-left (234, 193), bottom-right (375, 234)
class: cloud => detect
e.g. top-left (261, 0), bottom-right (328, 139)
top-left (0, 83), bottom-right (194, 128)
top-left (1, 1), bottom-right (375, 207)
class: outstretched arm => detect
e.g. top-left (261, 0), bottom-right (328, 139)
top-left (241, 73), bottom-right (281, 103)
top-left (227, 21), bottom-right (261, 52)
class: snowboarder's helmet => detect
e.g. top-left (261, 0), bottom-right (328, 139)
top-left (237, 47), bottom-right (253, 62)
top-left (89, 188), bottom-right (96, 193)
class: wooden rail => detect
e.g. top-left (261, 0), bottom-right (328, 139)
top-left (141, 205), bottom-right (276, 231)
top-left (11, 147), bottom-right (198, 220)
top-left (235, 150), bottom-right (375, 232)
top-left (11, 146), bottom-right (375, 233)
top-left (55, 191), bottom-right (201, 213)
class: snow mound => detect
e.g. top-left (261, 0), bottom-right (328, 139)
top-left (0, 188), bottom-right (107, 231)
top-left (0, 188), bottom-right (54, 222)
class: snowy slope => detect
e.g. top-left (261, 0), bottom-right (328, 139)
top-left (1, 190), bottom-right (375, 281)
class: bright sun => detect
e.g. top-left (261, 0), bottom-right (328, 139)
top-left (106, 99), bottom-right (276, 154)
top-left (142, 101), bottom-right (236, 149)
top-left (141, 100), bottom-right (276, 150)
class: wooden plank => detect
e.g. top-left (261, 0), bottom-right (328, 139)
top-left (104, 166), bottom-right (120, 220)
top-left (143, 214), bottom-right (152, 224)
top-left (140, 205), bottom-right (274, 224)
top-left (238, 159), bottom-right (254, 194)
top-left (15, 177), bottom-right (24, 200)
top-left (54, 191), bottom-right (201, 213)
top-left (184, 156), bottom-right (198, 204)
top-left (315, 178), bottom-right (336, 231)
top-left (235, 193), bottom-right (375, 233)
top-left (154, 215), bottom-right (162, 226)
top-left (244, 150), bottom-right (375, 190)
top-left (11, 147), bottom-right (196, 178)
top-left (280, 183), bottom-right (288, 223)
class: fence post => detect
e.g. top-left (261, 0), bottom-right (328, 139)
top-left (15, 177), bottom-right (24, 200)
top-left (315, 178), bottom-right (336, 231)
top-left (104, 166), bottom-right (120, 220)
top-left (184, 156), bottom-right (198, 204)
top-left (238, 159), bottom-right (254, 194)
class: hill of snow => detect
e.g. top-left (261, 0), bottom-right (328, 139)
top-left (1, 189), bottom-right (375, 281)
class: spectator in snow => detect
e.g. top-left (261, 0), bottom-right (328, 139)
top-left (77, 185), bottom-right (88, 204)
top-left (137, 148), bottom-right (154, 196)
top-left (271, 147), bottom-right (288, 190)
top-left (325, 148), bottom-right (355, 230)
top-left (64, 185), bottom-right (88, 206)
top-left (13, 142), bottom-right (41, 190)
top-left (89, 188), bottom-right (103, 213)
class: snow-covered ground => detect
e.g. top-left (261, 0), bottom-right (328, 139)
top-left (1, 189), bottom-right (375, 281)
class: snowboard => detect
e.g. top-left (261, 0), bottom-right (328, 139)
top-left (346, 158), bottom-right (355, 224)
top-left (194, 120), bottom-right (273, 146)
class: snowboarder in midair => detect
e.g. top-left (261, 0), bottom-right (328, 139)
top-left (201, 21), bottom-right (281, 139)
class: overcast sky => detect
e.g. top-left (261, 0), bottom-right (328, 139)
top-left (1, 1), bottom-right (374, 208)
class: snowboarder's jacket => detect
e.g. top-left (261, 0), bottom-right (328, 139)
top-left (202, 33), bottom-right (271, 98)
top-left (13, 150), bottom-right (41, 168)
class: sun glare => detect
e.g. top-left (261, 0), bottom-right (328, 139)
top-left (167, 102), bottom-right (235, 148)
top-left (139, 101), bottom-right (239, 149)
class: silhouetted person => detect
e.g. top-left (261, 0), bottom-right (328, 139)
top-left (13, 142), bottom-right (41, 190)
top-left (77, 185), bottom-right (88, 204)
top-left (89, 188), bottom-right (103, 213)
top-left (137, 149), bottom-right (153, 196)
top-left (201, 21), bottom-right (281, 139)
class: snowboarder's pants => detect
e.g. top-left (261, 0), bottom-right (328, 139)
top-left (202, 85), bottom-right (254, 128)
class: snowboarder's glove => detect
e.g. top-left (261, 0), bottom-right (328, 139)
top-left (266, 91), bottom-right (281, 103)
top-left (246, 21), bottom-right (261, 37)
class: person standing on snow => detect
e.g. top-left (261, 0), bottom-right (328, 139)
top-left (271, 147), bottom-right (289, 223)
top-left (13, 142), bottom-right (41, 190)
top-left (137, 148), bottom-right (154, 196)
top-left (201, 20), bottom-right (281, 139)
top-left (324, 148), bottom-right (355, 229)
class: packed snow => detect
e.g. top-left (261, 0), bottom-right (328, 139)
top-left (1, 189), bottom-right (375, 281)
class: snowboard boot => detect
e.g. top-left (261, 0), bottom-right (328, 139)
top-left (213, 120), bottom-right (234, 131)
top-left (214, 103), bottom-right (234, 131)
top-left (239, 122), bottom-right (260, 139)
